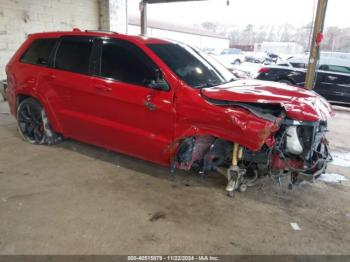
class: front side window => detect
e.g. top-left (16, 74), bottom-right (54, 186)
top-left (147, 43), bottom-right (234, 88)
top-left (55, 37), bottom-right (93, 74)
top-left (99, 39), bottom-right (156, 86)
top-left (21, 38), bottom-right (57, 66)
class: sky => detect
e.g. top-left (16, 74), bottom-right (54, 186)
top-left (128, 0), bottom-right (350, 29)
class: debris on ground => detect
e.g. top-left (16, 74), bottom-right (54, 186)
top-left (290, 223), bottom-right (301, 231)
top-left (149, 211), bottom-right (167, 222)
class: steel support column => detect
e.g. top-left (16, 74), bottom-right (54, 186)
top-left (140, 1), bottom-right (148, 35)
top-left (304, 0), bottom-right (328, 90)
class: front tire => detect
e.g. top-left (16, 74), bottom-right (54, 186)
top-left (17, 98), bottom-right (62, 145)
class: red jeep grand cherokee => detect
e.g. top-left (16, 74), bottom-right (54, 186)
top-left (5, 30), bottom-right (333, 195)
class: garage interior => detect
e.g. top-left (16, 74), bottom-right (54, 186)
top-left (0, 0), bottom-right (350, 257)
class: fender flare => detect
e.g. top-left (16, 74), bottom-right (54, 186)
top-left (16, 91), bottom-right (63, 133)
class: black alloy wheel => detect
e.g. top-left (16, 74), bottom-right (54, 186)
top-left (17, 98), bottom-right (46, 144)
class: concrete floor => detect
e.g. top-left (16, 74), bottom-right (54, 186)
top-left (0, 100), bottom-right (349, 255)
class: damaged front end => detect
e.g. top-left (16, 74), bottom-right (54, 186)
top-left (173, 85), bottom-right (333, 196)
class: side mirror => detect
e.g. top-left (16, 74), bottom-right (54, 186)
top-left (148, 69), bottom-right (169, 91)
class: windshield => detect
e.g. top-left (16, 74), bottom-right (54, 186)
top-left (147, 43), bottom-right (235, 88)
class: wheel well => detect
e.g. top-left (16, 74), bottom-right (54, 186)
top-left (278, 77), bottom-right (295, 84)
top-left (174, 135), bottom-right (233, 172)
top-left (16, 95), bottom-right (37, 109)
top-left (16, 94), bottom-right (63, 139)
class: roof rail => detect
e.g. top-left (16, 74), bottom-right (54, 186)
top-left (85, 30), bottom-right (119, 34)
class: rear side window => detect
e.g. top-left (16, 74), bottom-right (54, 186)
top-left (55, 37), bottom-right (93, 74)
top-left (320, 64), bottom-right (350, 74)
top-left (20, 38), bottom-right (57, 66)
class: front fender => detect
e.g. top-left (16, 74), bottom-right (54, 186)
top-left (174, 106), bottom-right (281, 152)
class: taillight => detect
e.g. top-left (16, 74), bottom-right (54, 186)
top-left (258, 67), bottom-right (270, 73)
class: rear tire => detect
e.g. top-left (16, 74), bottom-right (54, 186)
top-left (17, 98), bottom-right (62, 145)
top-left (279, 79), bottom-right (293, 85)
top-left (233, 59), bottom-right (241, 65)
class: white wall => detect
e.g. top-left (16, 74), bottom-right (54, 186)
top-left (254, 42), bottom-right (304, 55)
top-left (128, 24), bottom-right (229, 50)
top-left (0, 0), bottom-right (100, 79)
top-left (100, 0), bottom-right (128, 33)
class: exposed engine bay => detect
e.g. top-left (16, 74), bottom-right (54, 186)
top-left (173, 103), bottom-right (332, 197)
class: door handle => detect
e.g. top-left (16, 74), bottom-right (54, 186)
top-left (327, 76), bottom-right (338, 81)
top-left (95, 85), bottom-right (112, 92)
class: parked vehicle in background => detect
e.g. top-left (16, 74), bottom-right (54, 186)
top-left (210, 55), bottom-right (251, 79)
top-left (256, 55), bottom-right (350, 105)
top-left (203, 47), bottom-right (245, 65)
top-left (231, 62), bottom-right (263, 78)
top-left (245, 52), bottom-right (283, 65)
top-left (245, 53), bottom-right (265, 63)
top-left (220, 48), bottom-right (245, 65)
top-left (6, 30), bottom-right (333, 196)
top-left (314, 51), bottom-right (350, 61)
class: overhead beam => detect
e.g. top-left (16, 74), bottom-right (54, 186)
top-left (304, 0), bottom-right (328, 90)
top-left (140, 0), bottom-right (207, 35)
top-left (144, 0), bottom-right (206, 4)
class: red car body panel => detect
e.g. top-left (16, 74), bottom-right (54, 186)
top-left (5, 31), bottom-right (333, 166)
top-left (172, 83), bottom-right (281, 152)
top-left (201, 80), bottom-right (334, 122)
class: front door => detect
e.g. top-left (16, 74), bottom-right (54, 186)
top-left (88, 38), bottom-right (176, 164)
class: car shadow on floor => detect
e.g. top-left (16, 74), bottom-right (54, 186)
top-left (4, 121), bottom-right (323, 202)
top-left (51, 138), bottom-right (350, 209)
top-left (4, 122), bottom-right (331, 207)
top-left (55, 138), bottom-right (227, 190)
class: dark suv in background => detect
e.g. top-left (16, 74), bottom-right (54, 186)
top-left (256, 55), bottom-right (350, 105)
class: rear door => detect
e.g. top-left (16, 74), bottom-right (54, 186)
top-left (42, 36), bottom-right (100, 142)
top-left (12, 38), bottom-right (57, 115)
top-left (316, 65), bottom-right (350, 103)
top-left (88, 38), bottom-right (176, 164)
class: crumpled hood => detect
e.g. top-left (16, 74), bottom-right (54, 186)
top-left (201, 79), bottom-right (334, 122)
